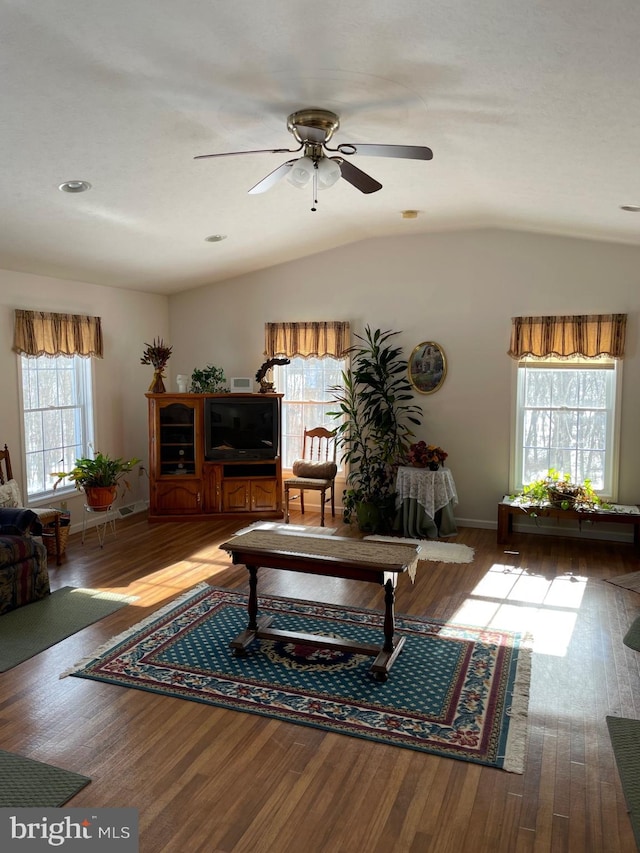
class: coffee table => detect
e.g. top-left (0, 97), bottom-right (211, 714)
top-left (220, 530), bottom-right (420, 681)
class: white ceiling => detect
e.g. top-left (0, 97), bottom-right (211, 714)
top-left (2, 1), bottom-right (640, 295)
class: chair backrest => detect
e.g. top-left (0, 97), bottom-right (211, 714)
top-left (302, 428), bottom-right (337, 464)
top-left (0, 444), bottom-right (13, 484)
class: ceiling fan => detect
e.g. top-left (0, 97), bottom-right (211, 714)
top-left (194, 108), bottom-right (433, 210)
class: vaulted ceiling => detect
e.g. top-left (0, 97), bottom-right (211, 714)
top-left (2, 1), bottom-right (640, 294)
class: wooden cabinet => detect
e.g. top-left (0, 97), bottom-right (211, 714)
top-left (218, 462), bottom-right (281, 513)
top-left (147, 394), bottom-right (282, 522)
top-left (147, 396), bottom-right (203, 519)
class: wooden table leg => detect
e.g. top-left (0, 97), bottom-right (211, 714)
top-left (497, 503), bottom-right (513, 545)
top-left (230, 564), bottom-right (273, 655)
top-left (370, 576), bottom-right (405, 681)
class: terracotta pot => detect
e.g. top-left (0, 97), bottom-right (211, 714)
top-left (84, 485), bottom-right (117, 510)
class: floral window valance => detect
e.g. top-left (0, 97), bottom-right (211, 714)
top-left (508, 314), bottom-right (627, 360)
top-left (264, 321), bottom-right (350, 359)
top-left (13, 309), bottom-right (103, 358)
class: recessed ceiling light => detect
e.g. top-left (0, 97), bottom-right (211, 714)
top-left (620, 204), bottom-right (640, 212)
top-left (58, 180), bottom-right (91, 193)
top-left (205, 234), bottom-right (227, 242)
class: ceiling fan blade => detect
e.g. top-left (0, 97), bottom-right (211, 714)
top-left (194, 147), bottom-right (299, 160)
top-left (337, 143), bottom-right (433, 161)
top-left (247, 159), bottom-right (297, 194)
top-left (337, 159), bottom-right (382, 194)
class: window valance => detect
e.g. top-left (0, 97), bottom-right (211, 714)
top-left (508, 314), bottom-right (626, 360)
top-left (13, 309), bottom-right (103, 358)
top-left (264, 321), bottom-right (350, 359)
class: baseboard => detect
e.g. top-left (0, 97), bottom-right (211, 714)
top-left (68, 500), bottom-right (149, 535)
top-left (452, 515), bottom-right (635, 544)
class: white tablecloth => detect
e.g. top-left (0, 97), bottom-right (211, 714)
top-left (395, 467), bottom-right (458, 517)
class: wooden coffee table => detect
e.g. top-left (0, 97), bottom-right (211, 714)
top-left (220, 530), bottom-right (420, 681)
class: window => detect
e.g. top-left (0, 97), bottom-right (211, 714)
top-left (512, 357), bottom-right (620, 497)
top-left (19, 354), bottom-right (94, 500)
top-left (273, 356), bottom-right (347, 469)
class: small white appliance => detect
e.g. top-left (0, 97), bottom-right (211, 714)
top-left (229, 377), bottom-right (253, 393)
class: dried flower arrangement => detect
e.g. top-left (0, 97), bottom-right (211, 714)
top-left (141, 337), bottom-right (172, 393)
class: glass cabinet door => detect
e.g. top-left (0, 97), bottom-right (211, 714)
top-left (158, 402), bottom-right (197, 476)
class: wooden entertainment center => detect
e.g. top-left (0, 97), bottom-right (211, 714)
top-left (146, 393), bottom-right (283, 522)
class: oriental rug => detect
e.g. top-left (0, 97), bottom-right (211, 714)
top-left (64, 583), bottom-right (531, 772)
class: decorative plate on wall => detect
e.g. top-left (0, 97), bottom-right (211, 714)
top-left (408, 341), bottom-right (447, 394)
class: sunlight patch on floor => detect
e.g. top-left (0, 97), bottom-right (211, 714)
top-left (451, 562), bottom-right (587, 656)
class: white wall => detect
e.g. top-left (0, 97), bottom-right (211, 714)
top-left (169, 227), bottom-right (640, 526)
top-left (2, 227), bottom-right (637, 532)
top-left (0, 269), bottom-right (169, 524)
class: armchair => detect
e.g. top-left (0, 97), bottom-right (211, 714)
top-left (0, 506), bottom-right (49, 615)
top-left (0, 444), bottom-right (63, 565)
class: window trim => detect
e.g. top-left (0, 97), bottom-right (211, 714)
top-left (509, 356), bottom-right (622, 500)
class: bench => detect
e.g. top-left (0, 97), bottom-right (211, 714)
top-left (497, 500), bottom-right (640, 551)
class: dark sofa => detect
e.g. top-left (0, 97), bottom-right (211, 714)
top-left (0, 508), bottom-right (50, 615)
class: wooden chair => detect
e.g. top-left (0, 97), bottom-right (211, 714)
top-left (0, 444), bottom-right (63, 565)
top-left (284, 427), bottom-right (338, 527)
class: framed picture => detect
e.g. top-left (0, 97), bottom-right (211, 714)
top-left (408, 341), bottom-right (447, 394)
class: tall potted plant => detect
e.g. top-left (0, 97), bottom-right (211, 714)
top-left (53, 451), bottom-right (141, 509)
top-left (329, 326), bottom-right (422, 533)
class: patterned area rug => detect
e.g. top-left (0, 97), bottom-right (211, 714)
top-left (65, 584), bottom-right (531, 772)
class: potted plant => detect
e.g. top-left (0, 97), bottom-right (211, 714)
top-left (52, 451), bottom-right (141, 509)
top-left (329, 326), bottom-right (423, 533)
top-left (407, 441), bottom-right (448, 471)
top-left (514, 469), bottom-right (609, 511)
top-left (190, 364), bottom-right (226, 393)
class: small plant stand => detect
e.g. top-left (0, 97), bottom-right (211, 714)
top-left (82, 503), bottom-right (118, 548)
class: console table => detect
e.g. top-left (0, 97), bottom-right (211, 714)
top-left (497, 498), bottom-right (640, 551)
top-left (220, 530), bottom-right (420, 681)
top-left (394, 466), bottom-right (458, 538)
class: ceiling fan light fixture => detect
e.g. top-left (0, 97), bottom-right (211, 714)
top-left (316, 157), bottom-right (341, 190)
top-left (287, 156), bottom-right (316, 189)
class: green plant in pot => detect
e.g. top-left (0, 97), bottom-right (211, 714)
top-left (190, 364), bottom-right (226, 393)
top-left (52, 451), bottom-right (141, 510)
top-left (329, 326), bottom-right (423, 534)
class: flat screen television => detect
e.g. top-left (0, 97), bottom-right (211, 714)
top-left (204, 395), bottom-right (280, 460)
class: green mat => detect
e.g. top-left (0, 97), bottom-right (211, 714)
top-left (0, 586), bottom-right (134, 672)
top-left (0, 749), bottom-right (90, 807)
top-left (606, 716), bottom-right (640, 849)
top-left (624, 616), bottom-right (640, 652)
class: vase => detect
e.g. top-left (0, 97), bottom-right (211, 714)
top-left (149, 370), bottom-right (166, 393)
top-left (428, 462), bottom-right (440, 471)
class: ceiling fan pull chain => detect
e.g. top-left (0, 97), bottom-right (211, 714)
top-left (311, 162), bottom-right (318, 212)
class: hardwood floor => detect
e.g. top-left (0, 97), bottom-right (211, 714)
top-left (2, 513), bottom-right (639, 852)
